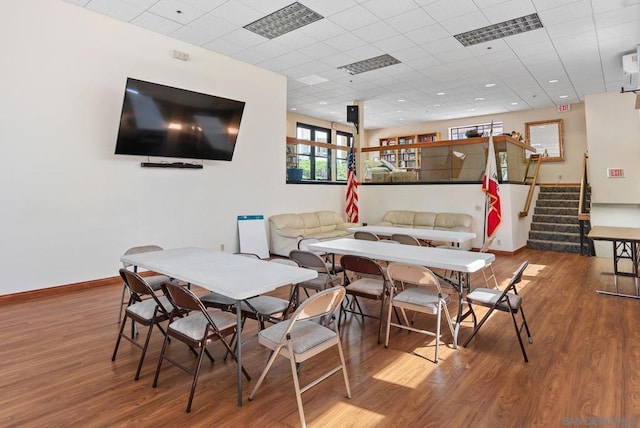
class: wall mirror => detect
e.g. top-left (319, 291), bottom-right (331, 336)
top-left (524, 119), bottom-right (564, 161)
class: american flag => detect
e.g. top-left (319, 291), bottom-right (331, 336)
top-left (346, 145), bottom-right (359, 223)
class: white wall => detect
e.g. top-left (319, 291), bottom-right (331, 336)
top-left (0, 1), bottom-right (351, 295)
top-left (585, 92), bottom-right (640, 257)
top-left (359, 183), bottom-right (534, 252)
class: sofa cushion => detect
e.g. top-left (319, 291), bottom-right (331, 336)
top-left (381, 210), bottom-right (416, 226)
top-left (413, 212), bottom-right (437, 228)
top-left (434, 213), bottom-right (473, 232)
top-left (270, 213), bottom-right (305, 231)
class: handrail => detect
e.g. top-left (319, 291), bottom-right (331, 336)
top-left (519, 155), bottom-right (542, 218)
top-left (578, 152), bottom-right (590, 221)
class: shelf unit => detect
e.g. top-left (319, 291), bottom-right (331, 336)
top-left (364, 132), bottom-right (440, 169)
top-left (286, 141), bottom-right (298, 168)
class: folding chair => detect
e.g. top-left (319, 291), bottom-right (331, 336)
top-left (385, 263), bottom-right (456, 363)
top-left (289, 249), bottom-right (341, 304)
top-left (354, 231), bottom-right (380, 241)
top-left (390, 233), bottom-right (421, 246)
top-left (248, 286), bottom-right (351, 428)
top-left (111, 269), bottom-right (174, 380)
top-left (298, 237), bottom-right (343, 274)
top-left (463, 261), bottom-right (533, 362)
top-left (339, 255), bottom-right (391, 344)
top-left (153, 282), bottom-right (250, 412)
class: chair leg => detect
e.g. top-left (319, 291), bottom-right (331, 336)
top-left (336, 335), bottom-right (352, 399)
top-left (509, 309), bottom-right (529, 363)
top-left (185, 344), bottom-right (207, 413)
top-left (519, 306), bottom-right (533, 343)
top-left (462, 303), bottom-right (495, 348)
top-left (384, 300), bottom-right (394, 348)
top-left (442, 300), bottom-right (457, 349)
top-left (117, 283), bottom-right (127, 324)
top-left (111, 314), bottom-right (129, 361)
top-left (434, 305), bottom-right (442, 363)
top-left (134, 322), bottom-right (155, 380)
top-left (288, 348), bottom-right (307, 428)
top-left (248, 344), bottom-right (283, 400)
top-left (152, 331), bottom-right (171, 388)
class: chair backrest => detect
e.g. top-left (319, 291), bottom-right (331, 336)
top-left (120, 268), bottom-right (156, 297)
top-left (354, 231), bottom-right (380, 241)
top-left (122, 245), bottom-right (164, 270)
top-left (479, 236), bottom-right (496, 253)
top-left (483, 261), bottom-right (528, 310)
top-left (162, 281), bottom-right (205, 313)
top-left (269, 258), bottom-right (299, 267)
top-left (289, 249), bottom-right (330, 274)
top-left (340, 255), bottom-right (386, 280)
top-left (390, 233), bottom-right (421, 246)
top-left (290, 286), bottom-right (346, 322)
top-left (120, 268), bottom-right (172, 315)
top-left (386, 263), bottom-right (444, 295)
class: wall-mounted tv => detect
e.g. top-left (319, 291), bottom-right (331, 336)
top-left (114, 78), bottom-right (245, 162)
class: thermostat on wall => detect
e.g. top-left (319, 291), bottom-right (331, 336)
top-left (607, 168), bottom-right (625, 178)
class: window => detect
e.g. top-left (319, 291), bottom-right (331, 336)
top-left (296, 124), bottom-right (331, 181)
top-left (335, 131), bottom-right (352, 181)
top-left (290, 124), bottom-right (353, 183)
top-left (449, 122), bottom-right (503, 140)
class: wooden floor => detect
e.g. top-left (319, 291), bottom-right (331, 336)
top-left (1, 248), bottom-right (639, 427)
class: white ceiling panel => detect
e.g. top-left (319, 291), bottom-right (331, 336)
top-left (66, 0), bottom-right (640, 129)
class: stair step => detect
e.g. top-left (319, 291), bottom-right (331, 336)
top-left (528, 230), bottom-right (582, 243)
top-left (532, 214), bottom-right (579, 225)
top-left (534, 207), bottom-right (579, 216)
top-left (539, 186), bottom-right (581, 193)
top-left (536, 199), bottom-right (579, 208)
top-left (527, 239), bottom-right (587, 254)
top-left (531, 222), bottom-right (581, 233)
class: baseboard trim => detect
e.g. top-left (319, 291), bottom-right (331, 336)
top-left (0, 276), bottom-right (118, 305)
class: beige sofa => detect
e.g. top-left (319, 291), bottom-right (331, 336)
top-left (378, 210), bottom-right (474, 249)
top-left (269, 211), bottom-right (358, 257)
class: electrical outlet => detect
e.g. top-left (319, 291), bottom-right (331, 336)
top-left (220, 243), bottom-right (224, 251)
top-left (557, 173), bottom-right (562, 180)
top-left (475, 205), bottom-right (482, 212)
top-left (496, 239), bottom-right (501, 245)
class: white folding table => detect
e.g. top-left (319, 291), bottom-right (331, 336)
top-left (309, 238), bottom-right (494, 344)
top-left (346, 225), bottom-right (476, 247)
top-left (120, 247), bottom-right (317, 406)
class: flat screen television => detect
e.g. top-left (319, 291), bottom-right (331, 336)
top-left (114, 78), bottom-right (245, 162)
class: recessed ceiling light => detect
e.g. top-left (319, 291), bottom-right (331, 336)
top-left (437, 92), bottom-right (445, 96)
top-left (397, 99), bottom-right (405, 102)
top-left (510, 102), bottom-right (518, 105)
top-left (433, 104), bottom-right (441, 107)
top-left (338, 54), bottom-right (401, 75)
top-left (243, 2), bottom-right (323, 39)
top-left (485, 83), bottom-right (496, 87)
top-left (467, 108), bottom-right (475, 112)
top-left (397, 110), bottom-right (403, 113)
top-left (475, 97), bottom-right (485, 101)
top-left (548, 79), bottom-right (559, 83)
top-left (559, 95), bottom-right (568, 99)
top-left (454, 13), bottom-right (543, 47)
top-left (297, 74), bottom-right (328, 85)
top-left (319, 101), bottom-right (327, 105)
top-left (290, 107), bottom-right (297, 110)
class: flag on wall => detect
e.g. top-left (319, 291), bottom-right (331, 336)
top-left (482, 135), bottom-right (501, 238)
top-left (346, 145), bottom-right (359, 223)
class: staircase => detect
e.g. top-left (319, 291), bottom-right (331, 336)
top-left (527, 185), bottom-right (590, 254)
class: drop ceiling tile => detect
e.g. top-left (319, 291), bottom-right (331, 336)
top-left (188, 13), bottom-right (237, 39)
top-left (324, 32), bottom-right (368, 51)
top-left (360, 0), bottom-right (421, 18)
top-left (86, 0), bottom-right (143, 21)
top-left (352, 21), bottom-right (400, 43)
top-left (170, 25), bottom-right (214, 46)
top-left (385, 8), bottom-right (436, 32)
top-left (132, 11), bottom-right (183, 34)
top-left (299, 0), bottom-right (358, 18)
top-left (203, 38), bottom-right (246, 55)
top-left (274, 30), bottom-right (318, 50)
top-left (420, 0), bottom-right (479, 22)
top-left (327, 5), bottom-right (381, 31)
top-left (215, 27), bottom-right (265, 49)
top-left (207, 1), bottom-right (263, 26)
top-left (298, 19), bottom-right (346, 41)
top-left (148, 0), bottom-right (207, 25)
top-left (373, 35), bottom-right (417, 54)
top-left (439, 10), bottom-right (491, 35)
top-left (481, 0), bottom-right (536, 24)
top-left (594, 4), bottom-right (640, 28)
top-left (545, 18), bottom-right (595, 39)
top-left (178, 0), bottom-right (229, 11)
top-left (531, 0), bottom-right (583, 13)
top-left (404, 24), bottom-right (451, 44)
top-left (298, 42), bottom-right (341, 59)
top-left (235, 0), bottom-right (294, 15)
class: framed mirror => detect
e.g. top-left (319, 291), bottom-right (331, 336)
top-left (524, 119), bottom-right (564, 161)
